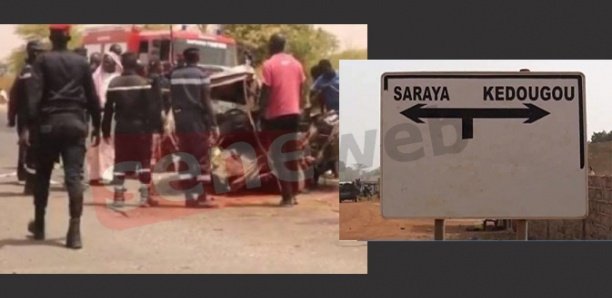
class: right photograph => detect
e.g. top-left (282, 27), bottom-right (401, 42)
top-left (339, 60), bottom-right (612, 241)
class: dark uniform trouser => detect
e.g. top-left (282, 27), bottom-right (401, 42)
top-left (175, 131), bottom-right (210, 200)
top-left (113, 133), bottom-right (153, 190)
top-left (17, 124), bottom-right (36, 191)
top-left (17, 143), bottom-right (26, 181)
top-left (23, 145), bottom-right (37, 192)
top-left (34, 133), bottom-right (86, 218)
top-left (261, 114), bottom-right (302, 199)
top-left (17, 124), bottom-right (27, 180)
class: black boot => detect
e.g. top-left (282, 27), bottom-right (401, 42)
top-left (66, 218), bottom-right (82, 249)
top-left (27, 207), bottom-right (45, 240)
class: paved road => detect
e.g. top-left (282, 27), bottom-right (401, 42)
top-left (0, 106), bottom-right (366, 273)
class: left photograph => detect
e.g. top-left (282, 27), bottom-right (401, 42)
top-left (0, 24), bottom-right (366, 273)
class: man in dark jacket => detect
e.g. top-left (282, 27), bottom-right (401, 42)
top-left (23, 24), bottom-right (101, 249)
top-left (102, 52), bottom-right (163, 207)
top-left (148, 57), bottom-right (171, 114)
top-left (170, 47), bottom-right (219, 208)
top-left (8, 40), bottom-right (45, 194)
top-left (310, 59), bottom-right (339, 114)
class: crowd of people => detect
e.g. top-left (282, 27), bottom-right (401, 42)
top-left (6, 24), bottom-right (340, 249)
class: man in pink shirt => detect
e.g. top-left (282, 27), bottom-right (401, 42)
top-left (260, 33), bottom-right (306, 206)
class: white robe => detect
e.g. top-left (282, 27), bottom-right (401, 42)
top-left (86, 70), bottom-right (119, 181)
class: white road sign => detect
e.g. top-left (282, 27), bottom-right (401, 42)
top-left (380, 72), bottom-right (587, 219)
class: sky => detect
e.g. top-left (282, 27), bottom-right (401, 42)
top-left (340, 60), bottom-right (612, 169)
top-left (0, 24), bottom-right (368, 61)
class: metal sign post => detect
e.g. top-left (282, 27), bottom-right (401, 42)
top-left (434, 219), bottom-right (445, 240)
top-left (516, 220), bottom-right (528, 240)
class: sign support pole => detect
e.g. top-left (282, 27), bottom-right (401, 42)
top-left (516, 220), bottom-right (528, 240)
top-left (434, 219), bottom-right (445, 240)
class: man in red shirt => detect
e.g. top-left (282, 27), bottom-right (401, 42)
top-left (259, 33), bottom-right (306, 206)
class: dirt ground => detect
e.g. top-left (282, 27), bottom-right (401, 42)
top-left (340, 197), bottom-right (516, 241)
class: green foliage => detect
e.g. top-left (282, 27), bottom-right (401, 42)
top-left (141, 24), bottom-right (173, 30)
top-left (0, 75), bottom-right (15, 91)
top-left (221, 24), bottom-right (339, 69)
top-left (7, 24), bottom-right (83, 73)
top-left (361, 167), bottom-right (380, 181)
top-left (340, 163), bottom-right (376, 181)
top-left (591, 130), bottom-right (612, 143)
top-left (197, 24), bottom-right (209, 33)
top-left (340, 165), bottom-right (359, 181)
top-left (329, 48), bottom-right (368, 70)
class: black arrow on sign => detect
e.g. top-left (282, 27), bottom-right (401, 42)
top-left (400, 103), bottom-right (550, 139)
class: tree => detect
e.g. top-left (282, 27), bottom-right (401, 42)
top-left (353, 163), bottom-right (369, 177)
top-left (0, 75), bottom-right (15, 92)
top-left (140, 24), bottom-right (173, 30)
top-left (340, 166), bottom-right (359, 181)
top-left (7, 24), bottom-right (83, 73)
top-left (591, 130), bottom-right (612, 143)
top-left (197, 24), bottom-right (209, 33)
top-left (362, 167), bottom-right (380, 180)
top-left (329, 48), bottom-right (368, 70)
top-left (220, 25), bottom-right (338, 69)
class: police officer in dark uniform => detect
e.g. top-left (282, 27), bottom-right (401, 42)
top-left (170, 47), bottom-right (219, 208)
top-left (8, 40), bottom-right (45, 195)
top-left (102, 52), bottom-right (163, 207)
top-left (23, 24), bottom-right (101, 249)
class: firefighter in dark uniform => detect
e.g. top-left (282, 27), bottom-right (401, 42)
top-left (23, 24), bottom-right (101, 249)
top-left (102, 52), bottom-right (163, 207)
top-left (8, 40), bottom-right (45, 195)
top-left (148, 57), bottom-right (171, 165)
top-left (148, 57), bottom-right (171, 114)
top-left (170, 47), bottom-right (219, 208)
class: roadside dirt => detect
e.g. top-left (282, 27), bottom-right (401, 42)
top-left (340, 198), bottom-right (515, 240)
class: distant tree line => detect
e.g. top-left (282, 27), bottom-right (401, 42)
top-left (339, 161), bottom-right (379, 181)
top-left (591, 130), bottom-right (612, 143)
top-left (3, 24), bottom-right (366, 87)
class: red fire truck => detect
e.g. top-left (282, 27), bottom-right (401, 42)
top-left (80, 25), bottom-right (239, 71)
